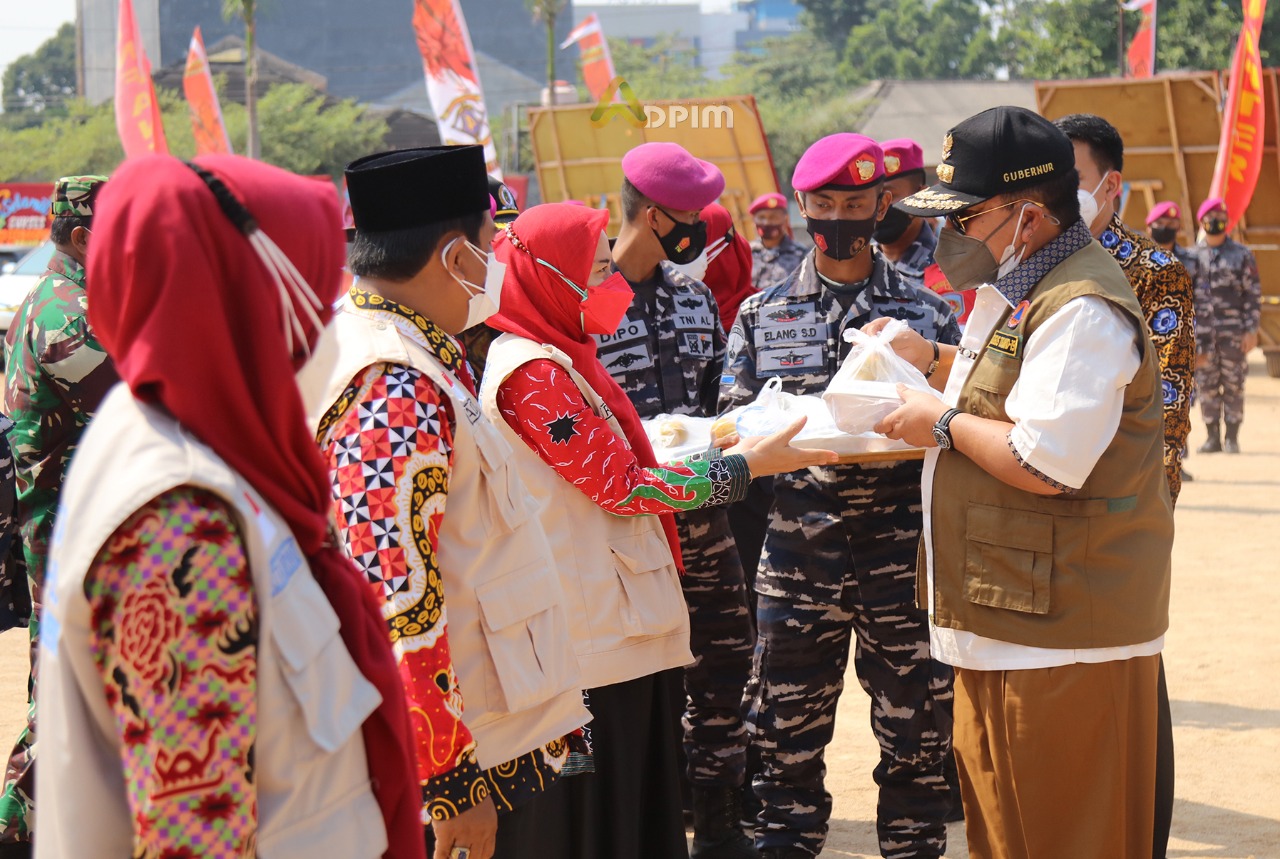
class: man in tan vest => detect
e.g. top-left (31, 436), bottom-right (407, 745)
top-left (872, 107), bottom-right (1174, 859)
top-left (298, 146), bottom-right (590, 859)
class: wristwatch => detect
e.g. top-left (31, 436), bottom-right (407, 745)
top-left (932, 408), bottom-right (962, 450)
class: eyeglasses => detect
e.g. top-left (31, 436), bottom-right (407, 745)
top-left (947, 199), bottom-right (1045, 235)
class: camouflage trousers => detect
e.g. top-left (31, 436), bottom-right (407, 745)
top-left (0, 613), bottom-right (36, 845)
top-left (745, 468), bottom-right (953, 858)
top-left (677, 506), bottom-right (755, 787)
top-left (1197, 333), bottom-right (1249, 425)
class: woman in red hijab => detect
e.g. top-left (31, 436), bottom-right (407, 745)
top-left (478, 202), bottom-right (834, 859)
top-left (695, 203), bottom-right (758, 333)
top-left (36, 155), bottom-right (424, 859)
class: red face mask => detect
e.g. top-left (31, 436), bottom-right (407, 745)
top-left (581, 272), bottom-right (634, 335)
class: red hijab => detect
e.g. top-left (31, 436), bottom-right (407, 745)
top-left (700, 203), bottom-right (757, 332)
top-left (87, 155), bottom-right (424, 859)
top-left (488, 203), bottom-right (684, 572)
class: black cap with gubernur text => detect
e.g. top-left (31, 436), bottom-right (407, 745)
top-left (894, 105), bottom-right (1075, 216)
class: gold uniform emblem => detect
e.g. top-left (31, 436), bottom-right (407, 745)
top-left (854, 158), bottom-right (876, 182)
top-left (884, 155), bottom-right (901, 175)
top-left (937, 163), bottom-right (955, 183)
top-left (941, 133), bottom-right (954, 160)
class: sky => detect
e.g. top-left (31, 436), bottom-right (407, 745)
top-left (1, 0), bottom-right (77, 94)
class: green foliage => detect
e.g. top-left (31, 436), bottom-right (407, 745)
top-left (841, 0), bottom-right (996, 83)
top-left (792, 0), bottom-right (872, 49)
top-left (2, 22), bottom-right (77, 128)
top-left (608, 36), bottom-right (711, 100)
top-left (0, 83), bottom-right (386, 182)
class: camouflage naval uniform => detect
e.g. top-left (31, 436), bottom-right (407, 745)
top-left (1, 240), bottom-right (118, 844)
top-left (878, 221), bottom-right (937, 291)
top-left (722, 249), bottom-right (960, 858)
top-left (1100, 214), bottom-right (1195, 503)
top-left (751, 236), bottom-right (808, 293)
top-left (1193, 237), bottom-right (1261, 428)
top-left (596, 261), bottom-right (756, 790)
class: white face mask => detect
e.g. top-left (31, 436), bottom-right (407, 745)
top-left (670, 235), bottom-right (729, 282)
top-left (443, 237), bottom-right (505, 330)
top-left (996, 204), bottom-right (1033, 280)
top-left (1076, 170), bottom-right (1112, 230)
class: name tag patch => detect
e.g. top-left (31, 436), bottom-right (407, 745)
top-left (270, 536), bottom-right (305, 596)
top-left (596, 318), bottom-right (649, 348)
top-left (673, 295), bottom-right (715, 330)
top-left (988, 330), bottom-right (1021, 358)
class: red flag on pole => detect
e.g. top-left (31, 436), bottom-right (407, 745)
top-left (1123, 0), bottom-right (1157, 78)
top-left (1210, 0), bottom-right (1268, 232)
top-left (183, 27), bottom-right (233, 155)
top-left (561, 14), bottom-right (618, 102)
top-left (114, 0), bottom-right (169, 158)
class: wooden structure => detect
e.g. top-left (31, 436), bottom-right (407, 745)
top-left (527, 96), bottom-right (780, 240)
top-left (1037, 72), bottom-right (1280, 376)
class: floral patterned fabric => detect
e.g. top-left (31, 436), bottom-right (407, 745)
top-left (85, 486), bottom-right (257, 859)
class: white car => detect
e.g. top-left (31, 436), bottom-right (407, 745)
top-left (0, 240), bottom-right (55, 335)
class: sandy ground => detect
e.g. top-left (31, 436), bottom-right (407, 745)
top-left (0, 356), bottom-right (1276, 858)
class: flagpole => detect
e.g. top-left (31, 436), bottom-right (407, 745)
top-left (1118, 1), bottom-right (1126, 77)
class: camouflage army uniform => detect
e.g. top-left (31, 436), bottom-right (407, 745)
top-left (1100, 214), bottom-right (1195, 503)
top-left (596, 261), bottom-right (755, 789)
top-left (0, 417), bottom-right (27, 633)
top-left (1, 248), bottom-right (118, 844)
top-left (751, 235), bottom-right (808, 293)
top-left (1193, 237), bottom-right (1261, 427)
top-left (722, 249), bottom-right (960, 858)
top-left (878, 221), bottom-right (937, 291)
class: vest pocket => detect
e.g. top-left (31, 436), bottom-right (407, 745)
top-left (475, 560), bottom-right (581, 714)
top-left (271, 569), bottom-right (382, 754)
top-left (963, 503), bottom-right (1053, 614)
top-left (610, 530), bottom-right (685, 639)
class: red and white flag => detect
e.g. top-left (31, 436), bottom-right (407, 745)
top-left (183, 27), bottom-right (233, 156)
top-left (1122, 0), bottom-right (1157, 78)
top-left (115, 0), bottom-right (169, 158)
top-left (561, 13), bottom-right (617, 102)
top-left (412, 0), bottom-right (501, 177)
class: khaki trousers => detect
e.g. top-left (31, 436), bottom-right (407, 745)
top-left (953, 656), bottom-right (1160, 859)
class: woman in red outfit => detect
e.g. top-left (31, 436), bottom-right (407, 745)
top-left (479, 203), bottom-right (834, 859)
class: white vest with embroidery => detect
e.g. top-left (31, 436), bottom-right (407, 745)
top-left (480, 333), bottom-right (693, 689)
top-left (297, 300), bottom-right (589, 769)
top-left (37, 385), bottom-right (387, 859)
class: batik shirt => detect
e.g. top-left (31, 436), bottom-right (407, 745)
top-left (1192, 237), bottom-right (1262, 346)
top-left (316, 289), bottom-right (575, 822)
top-left (721, 250), bottom-right (960, 604)
top-left (1100, 214), bottom-right (1195, 503)
top-left (2, 250), bottom-right (118, 593)
top-left (751, 236), bottom-right (808, 293)
top-left (87, 487), bottom-right (257, 859)
top-left (496, 361), bottom-right (751, 515)
top-left (878, 221), bottom-right (938, 291)
top-left (596, 261), bottom-right (725, 420)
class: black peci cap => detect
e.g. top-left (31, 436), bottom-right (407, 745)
top-left (895, 106), bottom-right (1075, 216)
top-left (345, 145), bottom-right (490, 233)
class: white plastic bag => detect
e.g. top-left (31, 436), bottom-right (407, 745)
top-left (642, 414), bottom-right (717, 464)
top-left (823, 319), bottom-right (941, 435)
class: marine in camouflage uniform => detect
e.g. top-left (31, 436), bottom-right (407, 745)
top-left (1192, 216), bottom-right (1261, 452)
top-left (0, 176), bottom-right (118, 849)
top-left (610, 141), bottom-right (757, 859)
top-left (878, 223), bottom-right (936, 291)
top-left (1100, 214), bottom-right (1195, 503)
top-left (751, 236), bottom-right (808, 294)
top-left (723, 245), bottom-right (960, 857)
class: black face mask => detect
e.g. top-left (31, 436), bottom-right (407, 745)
top-left (756, 223), bottom-right (784, 241)
top-left (1150, 225), bottom-right (1178, 245)
top-left (872, 206), bottom-right (914, 244)
top-left (805, 215), bottom-right (877, 261)
top-left (652, 206), bottom-right (708, 265)
top-left (1202, 216), bottom-right (1228, 236)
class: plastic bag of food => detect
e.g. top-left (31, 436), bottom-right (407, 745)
top-left (822, 319), bottom-right (941, 434)
top-left (643, 414), bottom-right (717, 464)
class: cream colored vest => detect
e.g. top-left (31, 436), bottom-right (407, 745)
top-left (37, 385), bottom-right (387, 859)
top-left (480, 333), bottom-right (693, 689)
top-left (298, 302), bottom-right (589, 769)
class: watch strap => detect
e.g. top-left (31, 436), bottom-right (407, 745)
top-left (924, 340), bottom-right (940, 379)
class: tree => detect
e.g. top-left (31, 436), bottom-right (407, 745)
top-left (252, 84), bottom-right (388, 178)
top-left (2, 22), bottom-right (77, 128)
top-left (608, 36), bottom-right (710, 101)
top-left (793, 0), bottom-right (872, 49)
top-left (525, 0), bottom-right (567, 93)
top-left (840, 0), bottom-right (995, 83)
top-left (223, 0), bottom-right (261, 159)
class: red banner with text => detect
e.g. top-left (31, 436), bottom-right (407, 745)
top-left (183, 26), bottom-right (233, 156)
top-left (1210, 0), bottom-right (1268, 231)
top-left (0, 184), bottom-right (54, 247)
top-left (115, 0), bottom-right (169, 158)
